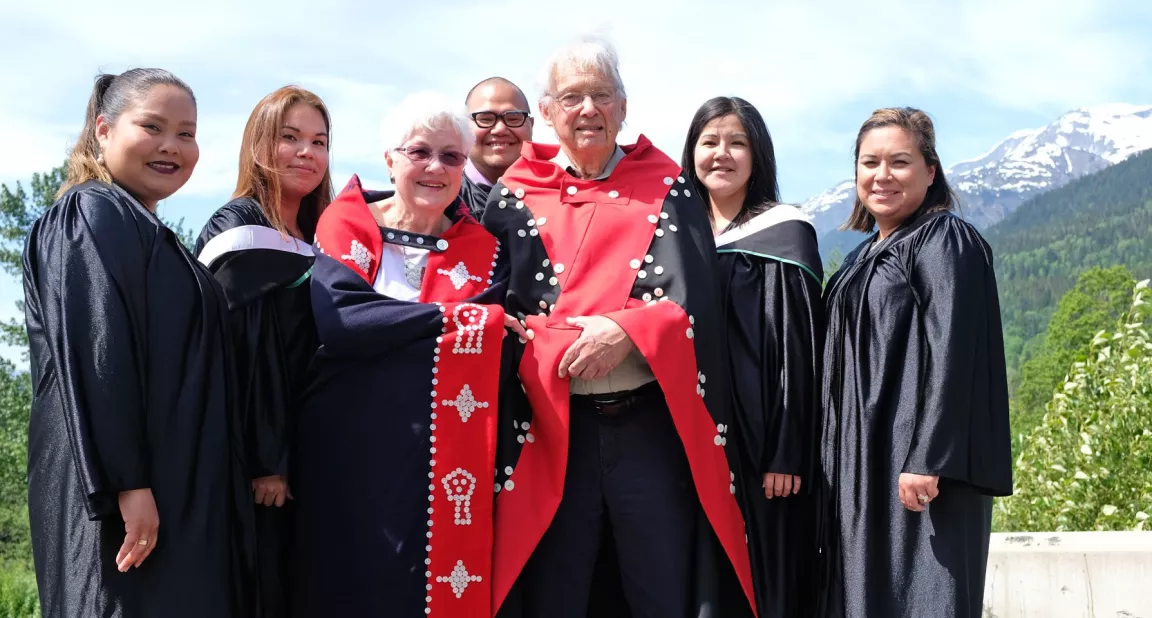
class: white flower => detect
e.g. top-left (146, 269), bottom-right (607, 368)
top-left (1101, 505), bottom-right (1118, 516)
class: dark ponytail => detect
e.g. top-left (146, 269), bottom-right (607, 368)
top-left (59, 69), bottom-right (196, 197)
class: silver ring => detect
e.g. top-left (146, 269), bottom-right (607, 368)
top-left (917, 494), bottom-right (930, 503)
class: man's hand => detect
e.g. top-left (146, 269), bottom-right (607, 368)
top-left (558, 316), bottom-right (634, 380)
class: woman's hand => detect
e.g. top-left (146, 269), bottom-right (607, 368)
top-left (762, 473), bottom-right (802, 499)
top-left (116, 488), bottom-right (159, 572)
top-left (503, 312), bottom-right (531, 340)
top-left (253, 475), bottom-right (293, 508)
top-left (898, 473), bottom-right (940, 512)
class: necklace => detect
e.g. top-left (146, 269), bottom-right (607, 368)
top-left (400, 246), bottom-right (426, 288)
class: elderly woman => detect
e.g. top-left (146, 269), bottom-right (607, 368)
top-left (290, 92), bottom-right (525, 618)
top-left (481, 35), bottom-right (756, 618)
top-left (818, 107), bottom-right (1012, 618)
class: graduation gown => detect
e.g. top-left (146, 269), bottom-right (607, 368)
top-left (22, 181), bottom-right (253, 618)
top-left (194, 197), bottom-right (319, 618)
top-left (818, 210), bottom-right (1013, 618)
top-left (481, 136), bottom-right (757, 616)
top-left (291, 175), bottom-right (513, 618)
top-left (715, 205), bottom-right (825, 618)
top-left (460, 173), bottom-right (494, 221)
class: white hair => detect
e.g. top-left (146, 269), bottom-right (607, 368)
top-left (380, 91), bottom-right (475, 155)
top-left (539, 32), bottom-right (627, 103)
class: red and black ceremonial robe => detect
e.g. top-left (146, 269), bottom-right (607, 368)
top-left (291, 175), bottom-right (514, 618)
top-left (480, 137), bottom-right (757, 614)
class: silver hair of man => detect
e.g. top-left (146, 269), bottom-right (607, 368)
top-left (381, 91), bottom-right (476, 155)
top-left (539, 33), bottom-right (628, 104)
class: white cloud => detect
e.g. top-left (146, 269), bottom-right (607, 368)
top-left (1, 0), bottom-right (1149, 205)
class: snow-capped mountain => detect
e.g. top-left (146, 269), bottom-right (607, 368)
top-left (802, 103), bottom-right (1152, 255)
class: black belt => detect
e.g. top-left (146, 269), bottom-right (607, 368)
top-left (571, 380), bottom-right (663, 417)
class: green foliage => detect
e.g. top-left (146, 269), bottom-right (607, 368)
top-left (0, 568), bottom-right (38, 618)
top-left (1009, 266), bottom-right (1135, 450)
top-left (986, 148), bottom-right (1152, 385)
top-left (995, 280), bottom-right (1152, 532)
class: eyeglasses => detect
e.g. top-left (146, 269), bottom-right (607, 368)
top-left (552, 91), bottom-right (616, 109)
top-left (393, 146), bottom-right (467, 168)
top-left (471, 110), bottom-right (532, 128)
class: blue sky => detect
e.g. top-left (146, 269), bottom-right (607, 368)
top-left (1, 0), bottom-right (1151, 364)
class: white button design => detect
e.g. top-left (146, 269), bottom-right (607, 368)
top-left (437, 239), bottom-right (449, 251)
top-left (438, 261), bottom-right (483, 290)
top-left (518, 230), bottom-right (527, 237)
top-left (608, 190), bottom-right (619, 198)
top-left (647, 214), bottom-right (659, 224)
top-left (452, 303), bottom-right (488, 355)
top-left (436, 560), bottom-right (483, 598)
top-left (654, 266), bottom-right (664, 275)
top-left (567, 186), bottom-right (577, 195)
top-left (630, 259), bottom-right (641, 269)
top-left (515, 188), bottom-right (525, 198)
top-left (537, 217), bottom-right (547, 226)
top-left (442, 384), bottom-right (489, 423)
top-left (441, 468), bottom-right (477, 525)
top-left (663, 177), bottom-right (674, 185)
top-left (499, 200), bottom-right (508, 209)
top-left (340, 240), bottom-right (372, 273)
top-left (554, 264), bottom-right (565, 273)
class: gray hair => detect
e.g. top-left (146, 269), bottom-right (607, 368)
top-left (60, 68), bottom-right (196, 197)
top-left (540, 33), bottom-right (627, 103)
top-left (381, 91), bottom-right (475, 155)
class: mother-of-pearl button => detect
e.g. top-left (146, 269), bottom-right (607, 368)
top-left (554, 263), bottom-right (565, 273)
top-left (566, 186), bottom-right (577, 195)
top-left (629, 259), bottom-right (641, 269)
top-left (663, 177), bottom-right (673, 185)
top-left (515, 188), bottom-right (525, 198)
top-left (608, 190), bottom-right (619, 198)
top-left (647, 214), bottom-right (658, 224)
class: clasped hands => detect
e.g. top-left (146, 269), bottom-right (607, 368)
top-left (501, 312), bottom-right (634, 380)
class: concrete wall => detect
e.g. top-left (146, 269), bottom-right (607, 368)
top-left (984, 532), bottom-right (1152, 618)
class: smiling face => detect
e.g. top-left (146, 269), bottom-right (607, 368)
top-left (539, 67), bottom-right (626, 158)
top-left (385, 126), bottom-right (467, 214)
top-left (96, 84), bottom-right (198, 210)
top-left (466, 81), bottom-right (533, 181)
top-left (856, 125), bottom-right (936, 236)
top-left (693, 114), bottom-right (753, 204)
top-left (275, 103), bottom-right (330, 202)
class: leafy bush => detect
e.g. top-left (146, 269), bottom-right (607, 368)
top-left (996, 280), bottom-right (1152, 532)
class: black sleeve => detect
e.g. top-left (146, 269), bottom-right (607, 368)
top-left (759, 261), bottom-right (825, 480)
top-left (903, 217), bottom-right (1013, 496)
top-left (24, 190), bottom-right (152, 517)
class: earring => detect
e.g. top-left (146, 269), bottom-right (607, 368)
top-left (96, 153), bottom-right (105, 165)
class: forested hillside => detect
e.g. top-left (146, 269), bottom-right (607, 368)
top-left (986, 147), bottom-right (1152, 382)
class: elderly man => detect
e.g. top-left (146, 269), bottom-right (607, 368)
top-left (482, 36), bottom-right (756, 618)
top-left (460, 76), bottom-right (534, 218)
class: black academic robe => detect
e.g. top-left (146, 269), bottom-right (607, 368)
top-left (818, 210), bottom-right (1013, 618)
top-left (460, 172), bottom-right (494, 221)
top-left (291, 176), bottom-right (515, 618)
top-left (716, 205), bottom-right (825, 618)
top-left (482, 136), bottom-right (756, 617)
top-left (194, 197), bottom-right (319, 618)
top-left (22, 181), bottom-right (253, 618)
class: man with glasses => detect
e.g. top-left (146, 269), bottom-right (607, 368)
top-left (461, 77), bottom-right (534, 218)
top-left (483, 35), bottom-right (756, 618)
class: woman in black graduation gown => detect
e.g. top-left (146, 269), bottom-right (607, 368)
top-left (818, 107), bottom-right (1013, 618)
top-left (682, 96), bottom-right (824, 618)
top-left (194, 85), bottom-right (334, 618)
top-left (22, 69), bottom-right (253, 617)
